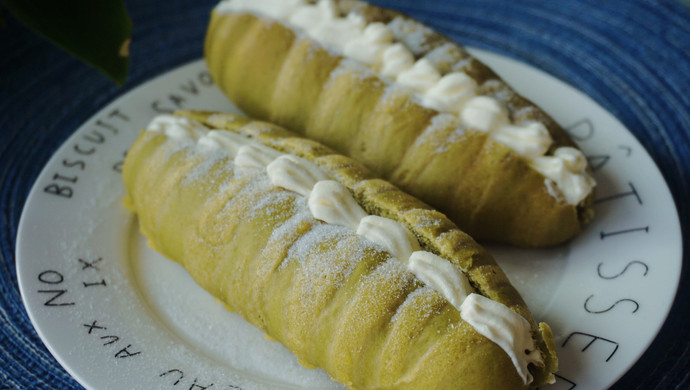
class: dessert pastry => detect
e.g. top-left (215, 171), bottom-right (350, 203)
top-left (123, 111), bottom-right (558, 389)
top-left (204, 0), bottom-right (596, 247)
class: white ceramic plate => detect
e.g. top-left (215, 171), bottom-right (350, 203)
top-left (17, 52), bottom-right (682, 390)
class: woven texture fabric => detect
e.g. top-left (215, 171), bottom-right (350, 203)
top-left (1, 0), bottom-right (688, 388)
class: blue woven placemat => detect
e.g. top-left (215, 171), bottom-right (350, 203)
top-left (1, 0), bottom-right (688, 388)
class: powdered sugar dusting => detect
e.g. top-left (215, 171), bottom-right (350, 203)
top-left (425, 43), bottom-right (465, 68)
top-left (326, 58), bottom-right (384, 87)
top-left (350, 257), bottom-right (414, 327)
top-left (387, 17), bottom-right (434, 56)
top-left (390, 286), bottom-right (443, 324)
top-left (180, 148), bottom-right (232, 186)
top-left (263, 199), bottom-right (313, 256)
top-left (412, 113), bottom-right (467, 154)
top-left (293, 233), bottom-right (370, 312)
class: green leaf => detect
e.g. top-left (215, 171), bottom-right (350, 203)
top-left (1, 0), bottom-right (132, 86)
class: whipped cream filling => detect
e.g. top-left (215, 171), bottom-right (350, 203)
top-left (146, 114), bottom-right (542, 384)
top-left (215, 0), bottom-right (595, 205)
top-left (356, 215), bottom-right (422, 262)
top-left (408, 251), bottom-right (473, 309)
top-left (531, 146), bottom-right (597, 205)
top-left (308, 180), bottom-right (366, 231)
top-left (460, 294), bottom-right (542, 384)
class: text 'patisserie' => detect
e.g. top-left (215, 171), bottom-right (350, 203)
top-left (146, 114), bottom-right (543, 384)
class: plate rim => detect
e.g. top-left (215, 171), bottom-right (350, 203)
top-left (15, 53), bottom-right (684, 390)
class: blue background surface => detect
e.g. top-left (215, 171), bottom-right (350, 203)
top-left (1, 0), bottom-right (688, 388)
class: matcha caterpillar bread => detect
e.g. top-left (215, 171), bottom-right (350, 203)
top-left (123, 111), bottom-right (557, 389)
top-left (204, 0), bottom-right (596, 247)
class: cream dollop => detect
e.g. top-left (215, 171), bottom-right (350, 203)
top-left (288, 2), bottom-right (327, 32)
top-left (492, 123), bottom-right (553, 159)
top-left (312, 12), bottom-right (367, 50)
top-left (343, 22), bottom-right (394, 66)
top-left (235, 144), bottom-right (283, 168)
top-left (216, 0), bottom-right (305, 20)
top-left (530, 146), bottom-right (595, 205)
top-left (308, 180), bottom-right (366, 231)
top-left (421, 72), bottom-right (477, 114)
top-left (147, 115), bottom-right (207, 139)
top-left (396, 58), bottom-right (441, 94)
top-left (356, 215), bottom-right (422, 262)
top-left (266, 154), bottom-right (330, 196)
top-left (380, 43), bottom-right (415, 78)
top-left (460, 293), bottom-right (542, 384)
top-left (408, 251), bottom-right (474, 308)
top-left (198, 130), bottom-right (251, 154)
top-left (460, 96), bottom-right (510, 133)
top-left (460, 96), bottom-right (555, 160)
top-left (284, 0), bottom-right (369, 52)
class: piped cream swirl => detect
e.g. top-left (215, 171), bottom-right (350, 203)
top-left (147, 114), bottom-right (542, 384)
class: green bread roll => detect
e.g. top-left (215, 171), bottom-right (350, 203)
top-left (123, 111), bottom-right (557, 389)
top-left (204, 0), bottom-right (596, 247)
